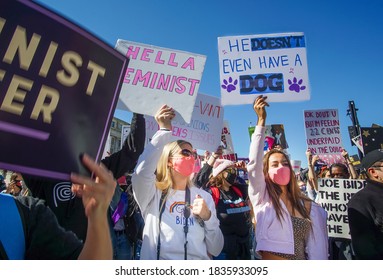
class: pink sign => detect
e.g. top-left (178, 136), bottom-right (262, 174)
top-left (304, 109), bottom-right (344, 165)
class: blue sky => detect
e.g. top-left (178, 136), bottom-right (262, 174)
top-left (37, 0), bottom-right (383, 166)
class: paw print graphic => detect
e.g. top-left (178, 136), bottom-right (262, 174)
top-left (288, 77), bottom-right (306, 93)
top-left (221, 77), bottom-right (238, 93)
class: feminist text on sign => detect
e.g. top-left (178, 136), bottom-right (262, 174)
top-left (116, 39), bottom-right (206, 123)
top-left (0, 0), bottom-right (128, 179)
top-left (218, 32), bottom-right (310, 105)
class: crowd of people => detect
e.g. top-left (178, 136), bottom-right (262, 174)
top-left (1, 96), bottom-right (383, 260)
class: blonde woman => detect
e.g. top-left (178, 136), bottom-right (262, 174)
top-left (132, 105), bottom-right (223, 260)
top-left (247, 96), bottom-right (328, 260)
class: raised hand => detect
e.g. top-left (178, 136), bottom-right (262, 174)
top-left (155, 104), bottom-right (175, 130)
top-left (71, 154), bottom-right (116, 219)
top-left (253, 95), bottom-right (269, 126)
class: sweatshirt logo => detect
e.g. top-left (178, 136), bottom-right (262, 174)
top-left (53, 182), bottom-right (75, 207)
top-left (169, 201), bottom-right (194, 226)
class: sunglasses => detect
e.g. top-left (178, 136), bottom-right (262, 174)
top-left (225, 168), bottom-right (236, 174)
top-left (179, 149), bottom-right (196, 158)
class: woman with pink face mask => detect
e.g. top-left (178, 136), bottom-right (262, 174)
top-left (247, 96), bottom-right (328, 260)
top-left (132, 105), bottom-right (223, 260)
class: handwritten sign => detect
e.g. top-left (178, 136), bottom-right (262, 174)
top-left (218, 32), bottom-right (310, 105)
top-left (145, 93), bottom-right (223, 151)
top-left (317, 178), bottom-right (366, 239)
top-left (115, 39), bottom-right (206, 123)
top-left (304, 109), bottom-right (344, 165)
top-left (0, 0), bottom-right (128, 179)
top-left (221, 120), bottom-right (236, 161)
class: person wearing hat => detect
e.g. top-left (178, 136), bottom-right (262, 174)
top-left (347, 149), bottom-right (383, 259)
top-left (194, 152), bottom-right (252, 260)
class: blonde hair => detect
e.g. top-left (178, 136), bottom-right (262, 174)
top-left (155, 140), bottom-right (193, 191)
top-left (263, 149), bottom-right (311, 223)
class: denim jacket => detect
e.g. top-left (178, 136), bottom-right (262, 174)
top-left (247, 126), bottom-right (328, 260)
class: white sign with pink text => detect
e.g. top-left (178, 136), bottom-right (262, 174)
top-left (115, 39), bottom-right (206, 123)
top-left (304, 109), bottom-right (344, 165)
top-left (145, 93), bottom-right (223, 152)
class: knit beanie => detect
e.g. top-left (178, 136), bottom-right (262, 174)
top-left (212, 159), bottom-right (234, 177)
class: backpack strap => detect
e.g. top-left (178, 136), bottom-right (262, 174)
top-left (0, 194), bottom-right (25, 259)
top-left (231, 186), bottom-right (243, 198)
top-left (211, 186), bottom-right (244, 206)
top-left (210, 186), bottom-right (220, 206)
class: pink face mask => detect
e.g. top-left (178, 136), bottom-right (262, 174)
top-left (171, 156), bottom-right (196, 177)
top-left (268, 166), bottom-right (291, 186)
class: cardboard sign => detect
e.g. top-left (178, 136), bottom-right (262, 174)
top-left (0, 0), bottom-right (128, 179)
top-left (317, 178), bottom-right (366, 239)
top-left (221, 120), bottom-right (236, 161)
top-left (115, 39), bottom-right (206, 123)
top-left (218, 32), bottom-right (310, 105)
top-left (304, 109), bottom-right (344, 165)
top-left (145, 93), bottom-right (223, 152)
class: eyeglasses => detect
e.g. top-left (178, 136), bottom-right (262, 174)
top-left (372, 165), bottom-right (383, 169)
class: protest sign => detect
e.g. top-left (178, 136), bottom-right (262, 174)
top-left (221, 120), bottom-right (236, 161)
top-left (145, 93), bottom-right (223, 152)
top-left (102, 135), bottom-right (112, 160)
top-left (0, 0), bottom-right (128, 179)
top-left (115, 39), bottom-right (206, 123)
top-left (120, 124), bottom-right (131, 149)
top-left (291, 160), bottom-right (301, 175)
top-left (361, 127), bottom-right (383, 155)
top-left (304, 109), bottom-right (344, 165)
top-left (351, 134), bottom-right (363, 153)
top-left (248, 125), bottom-right (255, 140)
top-left (249, 124), bottom-right (287, 151)
top-left (218, 32), bottom-right (310, 105)
top-left (317, 178), bottom-right (366, 239)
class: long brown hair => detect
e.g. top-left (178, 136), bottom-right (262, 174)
top-left (208, 172), bottom-right (226, 189)
top-left (263, 149), bottom-right (311, 223)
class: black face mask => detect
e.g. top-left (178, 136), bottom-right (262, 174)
top-left (225, 172), bottom-right (237, 185)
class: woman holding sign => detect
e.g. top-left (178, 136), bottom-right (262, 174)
top-left (131, 105), bottom-right (223, 260)
top-left (247, 95), bottom-right (328, 260)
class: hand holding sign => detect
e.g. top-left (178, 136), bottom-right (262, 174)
top-left (155, 105), bottom-right (175, 130)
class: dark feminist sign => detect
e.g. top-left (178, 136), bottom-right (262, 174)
top-left (0, 0), bottom-right (128, 180)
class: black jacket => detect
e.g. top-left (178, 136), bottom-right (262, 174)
top-left (1, 195), bottom-right (83, 260)
top-left (347, 178), bottom-right (383, 259)
top-left (23, 113), bottom-right (145, 241)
